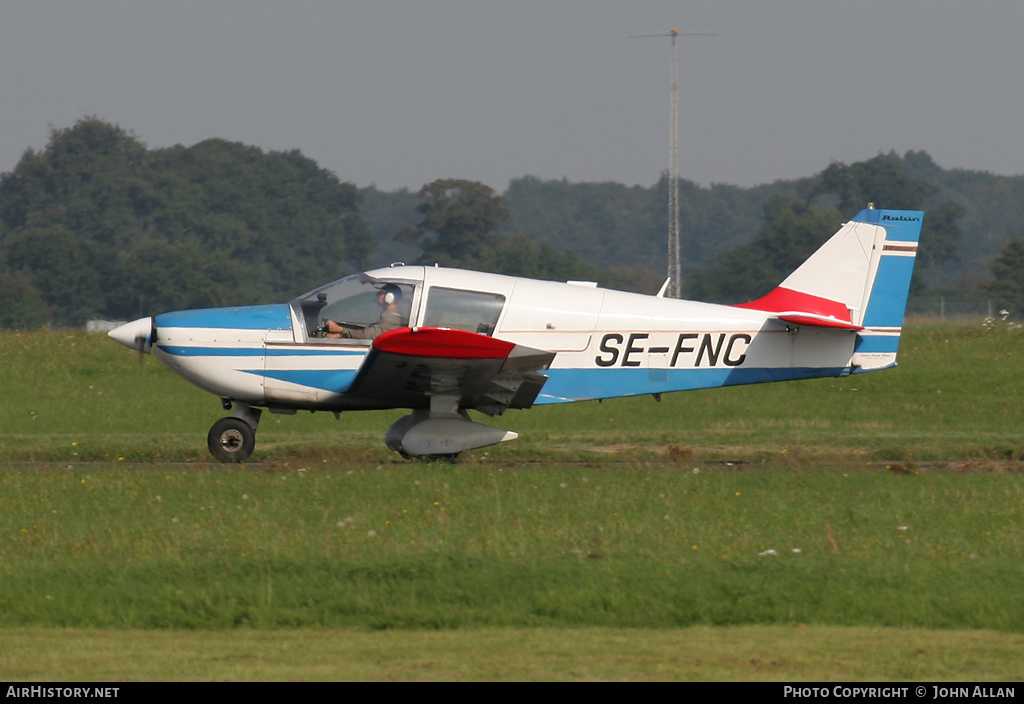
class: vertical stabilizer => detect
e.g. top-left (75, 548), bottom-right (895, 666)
top-left (735, 208), bottom-right (923, 371)
top-left (848, 209), bottom-right (923, 372)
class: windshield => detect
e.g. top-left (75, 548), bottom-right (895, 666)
top-left (295, 274), bottom-right (414, 339)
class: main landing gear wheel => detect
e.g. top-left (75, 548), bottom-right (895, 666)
top-left (208, 417), bottom-right (256, 463)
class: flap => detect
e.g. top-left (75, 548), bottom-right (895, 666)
top-left (345, 327), bottom-right (556, 412)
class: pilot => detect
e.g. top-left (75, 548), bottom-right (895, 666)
top-left (325, 284), bottom-right (404, 339)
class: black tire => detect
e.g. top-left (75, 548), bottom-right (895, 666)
top-left (207, 417), bottom-right (256, 463)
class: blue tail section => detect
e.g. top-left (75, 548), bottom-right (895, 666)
top-left (849, 209), bottom-right (924, 372)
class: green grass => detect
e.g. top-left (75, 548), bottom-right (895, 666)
top-left (2, 463), bottom-right (1022, 632)
top-left (1, 323), bottom-right (1022, 680)
top-left (3, 626), bottom-right (1023, 681)
top-left (1, 322), bottom-right (1021, 463)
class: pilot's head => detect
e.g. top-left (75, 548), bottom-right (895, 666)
top-left (377, 284), bottom-right (402, 306)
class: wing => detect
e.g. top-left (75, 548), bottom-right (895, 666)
top-left (344, 327), bottom-right (555, 415)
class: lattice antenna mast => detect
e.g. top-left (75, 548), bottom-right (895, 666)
top-left (632, 28), bottom-right (714, 298)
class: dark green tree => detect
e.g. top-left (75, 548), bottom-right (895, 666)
top-left (503, 174), bottom-right (787, 277)
top-left (813, 154), bottom-right (936, 212)
top-left (684, 197), bottom-right (843, 303)
top-left (917, 199), bottom-right (965, 270)
top-left (359, 186), bottom-right (421, 266)
top-left (396, 179), bottom-right (509, 267)
top-left (482, 234), bottom-right (613, 285)
top-left (687, 154), bottom-right (966, 305)
top-left (0, 270), bottom-right (51, 329)
top-left (812, 153), bottom-right (962, 276)
top-left (2, 223), bottom-right (115, 324)
top-left (396, 178), bottom-right (614, 284)
top-left (987, 238), bottom-right (1024, 317)
top-left (605, 264), bottom-right (665, 295)
top-left (0, 118), bottom-right (374, 326)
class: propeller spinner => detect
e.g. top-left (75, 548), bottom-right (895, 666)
top-left (108, 317), bottom-right (155, 355)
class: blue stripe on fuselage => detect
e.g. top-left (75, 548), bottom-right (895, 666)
top-left (259, 369), bottom-right (359, 392)
top-left (535, 365), bottom-right (849, 404)
top-left (156, 304), bottom-right (293, 330)
top-left (156, 345), bottom-right (365, 357)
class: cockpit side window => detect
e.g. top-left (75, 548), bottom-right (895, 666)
top-left (422, 287), bottom-right (505, 335)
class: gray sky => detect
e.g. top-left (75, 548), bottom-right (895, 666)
top-left (2, 1), bottom-right (1022, 192)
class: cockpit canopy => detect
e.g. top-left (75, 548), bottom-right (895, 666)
top-left (292, 266), bottom-right (512, 341)
top-left (294, 273), bottom-right (415, 339)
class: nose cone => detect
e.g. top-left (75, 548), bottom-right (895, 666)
top-left (108, 317), bottom-right (154, 353)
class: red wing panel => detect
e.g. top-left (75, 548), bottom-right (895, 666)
top-left (374, 327), bottom-right (515, 359)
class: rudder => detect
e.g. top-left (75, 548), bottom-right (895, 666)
top-left (849, 208), bottom-right (923, 372)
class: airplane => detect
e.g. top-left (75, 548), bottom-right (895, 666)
top-left (108, 206), bottom-right (923, 462)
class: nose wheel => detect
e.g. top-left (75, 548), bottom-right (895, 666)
top-left (208, 417), bottom-right (256, 462)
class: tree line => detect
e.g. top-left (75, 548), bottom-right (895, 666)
top-left (0, 119), bottom-right (371, 327)
top-left (1, 118), bottom-right (1022, 328)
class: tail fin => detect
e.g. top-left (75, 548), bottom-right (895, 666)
top-left (735, 208), bottom-right (924, 372)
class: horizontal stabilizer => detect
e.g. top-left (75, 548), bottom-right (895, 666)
top-left (737, 287), bottom-right (863, 330)
top-left (773, 313), bottom-right (863, 330)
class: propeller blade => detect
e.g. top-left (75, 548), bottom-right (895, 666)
top-left (135, 334), bottom-right (147, 367)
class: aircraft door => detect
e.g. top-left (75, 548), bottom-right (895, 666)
top-left (499, 281), bottom-right (602, 352)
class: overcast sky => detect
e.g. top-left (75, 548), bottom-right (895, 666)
top-left (2, 1), bottom-right (1022, 192)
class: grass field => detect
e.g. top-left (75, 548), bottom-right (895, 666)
top-left (1, 321), bottom-right (1022, 464)
top-left (3, 626), bottom-right (1023, 682)
top-left (0, 322), bottom-right (1022, 681)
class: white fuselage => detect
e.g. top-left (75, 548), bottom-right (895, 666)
top-left (149, 266), bottom-right (866, 412)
